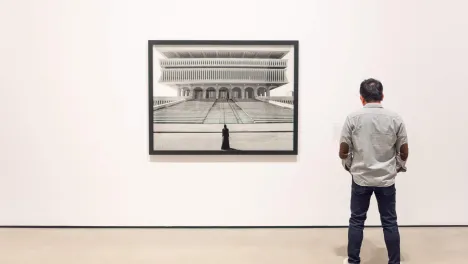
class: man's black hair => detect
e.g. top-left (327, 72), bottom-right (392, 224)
top-left (360, 78), bottom-right (383, 102)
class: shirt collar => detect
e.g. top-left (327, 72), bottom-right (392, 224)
top-left (364, 103), bottom-right (383, 108)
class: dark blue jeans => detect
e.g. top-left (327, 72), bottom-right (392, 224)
top-left (348, 180), bottom-right (401, 264)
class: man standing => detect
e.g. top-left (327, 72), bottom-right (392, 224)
top-left (340, 78), bottom-right (409, 264)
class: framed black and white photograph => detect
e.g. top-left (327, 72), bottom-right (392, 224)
top-left (148, 40), bottom-right (299, 155)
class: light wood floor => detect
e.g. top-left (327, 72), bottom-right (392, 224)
top-left (0, 227), bottom-right (467, 263)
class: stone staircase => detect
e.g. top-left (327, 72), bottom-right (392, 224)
top-left (153, 100), bottom-right (215, 123)
top-left (153, 98), bottom-right (293, 124)
top-left (233, 100), bottom-right (294, 123)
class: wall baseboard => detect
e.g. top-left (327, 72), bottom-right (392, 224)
top-left (0, 225), bottom-right (467, 229)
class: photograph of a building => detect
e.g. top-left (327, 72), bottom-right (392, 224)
top-left (148, 41), bottom-right (298, 154)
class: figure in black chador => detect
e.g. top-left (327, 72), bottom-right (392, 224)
top-left (221, 124), bottom-right (230, 150)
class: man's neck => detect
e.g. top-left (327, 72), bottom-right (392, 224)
top-left (364, 101), bottom-right (381, 106)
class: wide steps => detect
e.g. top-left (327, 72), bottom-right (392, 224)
top-left (153, 100), bottom-right (214, 124)
top-left (154, 120), bottom-right (204, 124)
top-left (253, 118), bottom-right (294, 123)
top-left (154, 99), bottom-right (293, 124)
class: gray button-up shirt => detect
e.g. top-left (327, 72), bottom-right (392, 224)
top-left (340, 103), bottom-right (408, 187)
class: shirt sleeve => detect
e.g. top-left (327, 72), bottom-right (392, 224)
top-left (395, 119), bottom-right (408, 150)
top-left (395, 119), bottom-right (408, 172)
top-left (340, 116), bottom-right (354, 170)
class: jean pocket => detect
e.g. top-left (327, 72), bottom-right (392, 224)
top-left (352, 180), bottom-right (368, 195)
top-left (382, 184), bottom-right (396, 196)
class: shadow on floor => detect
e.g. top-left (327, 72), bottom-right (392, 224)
top-left (222, 148), bottom-right (240, 151)
top-left (335, 239), bottom-right (409, 263)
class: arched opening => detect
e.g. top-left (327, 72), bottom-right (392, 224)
top-left (219, 87), bottom-right (229, 99)
top-left (257, 87), bottom-right (267, 97)
top-left (245, 87), bottom-right (254, 99)
top-left (182, 87), bottom-right (190, 97)
top-left (232, 87), bottom-right (242, 99)
top-left (193, 87), bottom-right (203, 99)
top-left (206, 87), bottom-right (216, 99)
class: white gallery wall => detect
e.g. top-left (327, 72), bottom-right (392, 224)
top-left (1, 0), bottom-right (467, 226)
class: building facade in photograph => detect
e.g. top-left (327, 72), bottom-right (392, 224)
top-left (153, 48), bottom-right (294, 125)
top-left (157, 49), bottom-right (290, 100)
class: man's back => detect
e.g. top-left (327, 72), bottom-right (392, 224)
top-left (341, 103), bottom-right (408, 187)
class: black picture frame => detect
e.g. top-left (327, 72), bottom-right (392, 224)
top-left (148, 40), bottom-right (299, 155)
